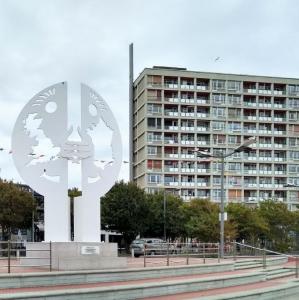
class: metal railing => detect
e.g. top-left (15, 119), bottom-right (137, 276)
top-left (228, 241), bottom-right (299, 277)
top-left (0, 241), bottom-right (52, 273)
top-left (142, 242), bottom-right (220, 267)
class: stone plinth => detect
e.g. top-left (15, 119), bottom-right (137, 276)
top-left (20, 242), bottom-right (127, 271)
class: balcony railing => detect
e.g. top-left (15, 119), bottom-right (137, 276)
top-left (181, 181), bottom-right (195, 186)
top-left (181, 140), bottom-right (195, 145)
top-left (164, 97), bottom-right (179, 103)
top-left (180, 84), bottom-right (194, 90)
top-left (164, 167), bottom-right (179, 172)
top-left (196, 98), bottom-right (209, 104)
top-left (181, 126), bottom-right (195, 131)
top-left (164, 126), bottom-right (179, 131)
top-left (181, 154), bottom-right (195, 159)
top-left (180, 98), bottom-right (195, 104)
top-left (196, 85), bottom-right (209, 91)
top-left (181, 112), bottom-right (195, 117)
top-left (165, 153), bottom-right (179, 158)
top-left (197, 127), bottom-right (209, 132)
top-left (181, 168), bottom-right (196, 173)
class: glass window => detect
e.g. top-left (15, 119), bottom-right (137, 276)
top-left (147, 174), bottom-right (162, 183)
top-left (288, 85), bottom-right (299, 95)
top-left (227, 81), bottom-right (241, 92)
top-left (212, 93), bottom-right (226, 104)
top-left (212, 121), bottom-right (225, 131)
top-left (147, 146), bottom-right (157, 155)
top-left (213, 176), bottom-right (221, 185)
top-left (290, 151), bottom-right (299, 160)
top-left (228, 122), bottom-right (241, 132)
top-left (212, 80), bottom-right (226, 91)
top-left (212, 107), bottom-right (225, 117)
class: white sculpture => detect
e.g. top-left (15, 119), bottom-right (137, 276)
top-left (12, 82), bottom-right (122, 242)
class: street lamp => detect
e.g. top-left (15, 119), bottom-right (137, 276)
top-left (194, 137), bottom-right (256, 258)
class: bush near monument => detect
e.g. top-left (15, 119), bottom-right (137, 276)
top-left (0, 179), bottom-right (36, 240)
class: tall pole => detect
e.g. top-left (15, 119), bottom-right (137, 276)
top-left (129, 43), bottom-right (134, 182)
top-left (163, 190), bottom-right (166, 241)
top-left (220, 155), bottom-right (225, 258)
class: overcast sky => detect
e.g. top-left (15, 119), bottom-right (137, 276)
top-left (1, 0), bottom-right (299, 188)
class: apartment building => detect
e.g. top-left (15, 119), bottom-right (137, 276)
top-left (132, 66), bottom-right (299, 210)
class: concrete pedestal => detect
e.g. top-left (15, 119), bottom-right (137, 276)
top-left (20, 242), bottom-right (127, 271)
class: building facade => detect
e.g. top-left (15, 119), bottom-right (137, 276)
top-left (132, 66), bottom-right (299, 210)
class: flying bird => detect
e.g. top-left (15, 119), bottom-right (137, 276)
top-left (214, 57), bottom-right (220, 62)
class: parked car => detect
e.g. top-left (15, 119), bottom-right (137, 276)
top-left (130, 238), bottom-right (166, 257)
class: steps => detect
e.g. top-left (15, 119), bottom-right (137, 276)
top-left (0, 257), bottom-right (294, 300)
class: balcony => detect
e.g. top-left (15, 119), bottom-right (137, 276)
top-left (181, 112), bottom-right (195, 117)
top-left (164, 166), bottom-right (179, 172)
top-left (274, 170), bottom-right (286, 175)
top-left (181, 153), bottom-right (195, 159)
top-left (244, 169), bottom-right (257, 174)
top-left (164, 83), bottom-right (178, 89)
top-left (197, 181), bottom-right (209, 187)
top-left (244, 129), bottom-right (257, 134)
top-left (259, 156), bottom-right (272, 161)
top-left (244, 89), bottom-right (257, 94)
top-left (274, 157), bottom-right (286, 162)
top-left (181, 140), bottom-right (195, 145)
top-left (181, 168), bottom-right (195, 173)
top-left (197, 127), bottom-right (209, 132)
top-left (180, 98), bottom-right (195, 104)
top-left (181, 181), bottom-right (195, 187)
top-left (258, 116), bottom-right (272, 121)
top-left (273, 117), bottom-right (286, 122)
top-left (259, 170), bottom-right (272, 175)
top-left (273, 90), bottom-right (285, 96)
top-left (197, 140), bottom-right (209, 146)
top-left (243, 115), bottom-right (257, 121)
top-left (164, 139), bottom-right (178, 145)
top-left (244, 156), bottom-right (257, 161)
top-left (164, 125), bottom-right (179, 131)
top-left (165, 97), bottom-right (179, 103)
top-left (181, 126), bottom-right (195, 131)
top-left (259, 143), bottom-right (272, 148)
top-left (259, 183), bottom-right (273, 188)
top-left (273, 103), bottom-right (286, 108)
top-left (165, 111), bottom-right (179, 117)
top-left (259, 130), bottom-right (272, 135)
top-left (197, 113), bottom-right (209, 118)
top-left (273, 130), bottom-right (287, 135)
top-left (197, 168), bottom-right (210, 173)
top-left (165, 181), bottom-right (179, 186)
top-left (181, 84), bottom-right (194, 90)
top-left (274, 184), bottom-right (285, 189)
top-left (196, 98), bottom-right (209, 104)
top-left (258, 89), bottom-right (272, 95)
top-left (274, 143), bottom-right (287, 148)
top-left (258, 103), bottom-right (272, 108)
top-left (244, 183), bottom-right (258, 188)
top-left (196, 85), bottom-right (209, 91)
top-left (182, 195), bottom-right (196, 201)
top-left (165, 153), bottom-right (179, 158)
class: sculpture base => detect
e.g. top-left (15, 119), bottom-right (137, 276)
top-left (21, 242), bottom-right (127, 271)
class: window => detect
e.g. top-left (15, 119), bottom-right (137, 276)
top-left (212, 107), bottom-right (225, 117)
top-left (289, 111), bottom-right (299, 120)
top-left (147, 104), bottom-right (162, 114)
top-left (227, 81), bottom-right (241, 92)
top-left (213, 176), bottom-right (221, 185)
top-left (147, 132), bottom-right (162, 142)
top-left (213, 189), bottom-right (222, 198)
top-left (290, 151), bottom-right (299, 160)
top-left (289, 165), bottom-right (299, 173)
top-left (289, 98), bottom-right (299, 108)
top-left (212, 94), bottom-right (226, 104)
top-left (228, 136), bottom-right (237, 144)
top-left (228, 122), bottom-right (241, 132)
top-left (212, 121), bottom-right (225, 131)
top-left (288, 85), bottom-right (299, 95)
top-left (228, 163), bottom-right (241, 171)
top-left (227, 94), bottom-right (241, 105)
top-left (212, 80), bottom-right (226, 91)
top-left (147, 118), bottom-right (161, 128)
top-left (147, 174), bottom-right (162, 183)
top-left (147, 146), bottom-right (157, 155)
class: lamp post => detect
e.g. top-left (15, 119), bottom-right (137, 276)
top-left (194, 137), bottom-right (256, 258)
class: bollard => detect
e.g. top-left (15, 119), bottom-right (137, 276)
top-left (7, 240), bottom-right (11, 274)
top-left (203, 243), bottom-right (206, 264)
top-left (166, 243), bottom-right (169, 266)
top-left (233, 241), bottom-right (236, 261)
top-left (186, 245), bottom-right (189, 265)
top-left (296, 256), bottom-right (299, 279)
top-left (49, 241), bottom-right (52, 272)
top-left (218, 243), bottom-right (220, 263)
top-left (131, 248), bottom-right (134, 258)
top-left (143, 245), bottom-right (146, 268)
top-left (262, 248), bottom-right (266, 270)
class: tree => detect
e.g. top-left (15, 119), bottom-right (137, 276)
top-left (227, 203), bottom-right (269, 245)
top-left (101, 181), bottom-right (149, 248)
top-left (0, 180), bottom-right (36, 240)
top-left (258, 200), bottom-right (295, 252)
top-left (183, 199), bottom-right (222, 242)
top-left (143, 192), bottom-right (185, 241)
